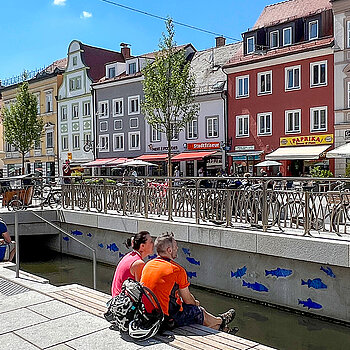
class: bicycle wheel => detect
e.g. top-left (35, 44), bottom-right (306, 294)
top-left (49, 192), bottom-right (62, 208)
top-left (7, 199), bottom-right (23, 211)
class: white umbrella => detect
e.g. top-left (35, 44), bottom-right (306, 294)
top-left (255, 160), bottom-right (282, 167)
top-left (117, 159), bottom-right (157, 167)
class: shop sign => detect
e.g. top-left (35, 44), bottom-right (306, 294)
top-left (280, 134), bottom-right (333, 147)
top-left (67, 152), bottom-right (72, 160)
top-left (148, 144), bottom-right (178, 152)
top-left (187, 142), bottom-right (220, 150)
top-left (207, 158), bottom-right (222, 167)
top-left (345, 130), bottom-right (350, 140)
top-left (235, 145), bottom-right (255, 151)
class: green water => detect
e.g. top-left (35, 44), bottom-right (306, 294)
top-left (20, 249), bottom-right (350, 350)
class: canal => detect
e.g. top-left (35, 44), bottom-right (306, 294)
top-left (19, 245), bottom-right (350, 350)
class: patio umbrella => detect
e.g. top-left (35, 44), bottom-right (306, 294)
top-left (116, 159), bottom-right (157, 167)
top-left (255, 160), bottom-right (282, 167)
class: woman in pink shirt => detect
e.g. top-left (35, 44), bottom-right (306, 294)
top-left (111, 231), bottom-right (154, 297)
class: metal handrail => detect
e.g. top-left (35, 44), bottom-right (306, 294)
top-left (30, 211), bottom-right (97, 289)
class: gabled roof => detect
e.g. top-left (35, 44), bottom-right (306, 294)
top-left (45, 58), bottom-right (67, 73)
top-left (252, 0), bottom-right (332, 30)
top-left (80, 43), bottom-right (125, 82)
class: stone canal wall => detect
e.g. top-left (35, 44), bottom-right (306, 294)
top-left (4, 209), bottom-right (350, 323)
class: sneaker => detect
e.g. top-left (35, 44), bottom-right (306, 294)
top-left (219, 309), bottom-right (236, 331)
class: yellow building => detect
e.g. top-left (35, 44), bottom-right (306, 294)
top-left (0, 59), bottom-right (66, 177)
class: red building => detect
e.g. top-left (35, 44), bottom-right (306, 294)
top-left (224, 0), bottom-right (335, 176)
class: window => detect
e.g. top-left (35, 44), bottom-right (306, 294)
top-left (285, 65), bottom-right (300, 90)
top-left (113, 133), bottom-right (124, 151)
top-left (61, 106), bottom-right (67, 121)
top-left (236, 75), bottom-right (249, 98)
top-left (151, 125), bottom-right (161, 142)
top-left (310, 107), bottom-right (327, 132)
top-left (98, 101), bottom-right (109, 118)
top-left (236, 115), bottom-right (249, 138)
top-left (108, 67), bottom-right (116, 78)
top-left (257, 113), bottom-right (272, 136)
top-left (129, 62), bottom-right (136, 74)
top-left (309, 20), bottom-right (318, 40)
top-left (34, 140), bottom-right (41, 150)
top-left (72, 134), bottom-right (80, 150)
top-left (35, 93), bottom-right (40, 114)
top-left (285, 109), bottom-right (301, 134)
top-left (270, 30), bottom-right (279, 48)
top-left (114, 120), bottom-right (123, 130)
top-left (100, 121), bottom-right (108, 132)
top-left (69, 77), bottom-right (82, 91)
top-left (310, 61), bottom-right (327, 87)
top-left (187, 119), bottom-right (198, 139)
top-left (72, 56), bottom-right (77, 66)
top-left (46, 131), bottom-right (53, 148)
top-left (247, 37), bottom-right (255, 54)
top-left (207, 117), bottom-right (219, 138)
top-left (283, 27), bottom-right (292, 46)
top-left (45, 91), bottom-right (53, 113)
top-left (99, 135), bottom-right (109, 152)
top-left (83, 101), bottom-right (90, 116)
top-left (83, 133), bottom-right (91, 144)
top-left (113, 98), bottom-right (123, 116)
top-left (130, 118), bottom-right (138, 128)
top-left (129, 131), bottom-right (140, 150)
top-left (348, 82), bottom-right (350, 108)
top-left (128, 96), bottom-right (140, 115)
top-left (257, 71), bottom-right (272, 95)
top-left (347, 21), bottom-right (350, 48)
top-left (61, 136), bottom-right (68, 151)
top-left (72, 104), bottom-right (79, 119)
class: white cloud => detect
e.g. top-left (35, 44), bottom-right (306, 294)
top-left (81, 11), bottom-right (92, 19)
top-left (53, 0), bottom-right (66, 5)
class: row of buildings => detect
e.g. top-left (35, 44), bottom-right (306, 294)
top-left (1, 0), bottom-right (350, 178)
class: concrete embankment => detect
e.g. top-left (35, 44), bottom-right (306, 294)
top-left (3, 209), bottom-right (350, 323)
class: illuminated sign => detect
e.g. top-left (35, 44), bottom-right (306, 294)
top-left (280, 134), bottom-right (333, 147)
top-left (187, 142), bottom-right (220, 150)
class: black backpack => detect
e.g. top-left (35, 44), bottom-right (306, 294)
top-left (104, 279), bottom-right (164, 340)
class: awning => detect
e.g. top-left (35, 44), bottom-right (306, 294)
top-left (136, 154), bottom-right (168, 161)
top-left (105, 158), bottom-right (129, 166)
top-left (228, 150), bottom-right (263, 160)
top-left (171, 151), bottom-right (217, 162)
top-left (326, 143), bottom-right (350, 158)
top-left (82, 158), bottom-right (116, 167)
top-left (266, 145), bottom-right (331, 160)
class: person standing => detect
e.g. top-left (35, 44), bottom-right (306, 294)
top-left (0, 218), bottom-right (16, 262)
top-left (62, 160), bottom-right (71, 184)
top-left (198, 167), bottom-right (204, 177)
top-left (111, 231), bottom-right (154, 297)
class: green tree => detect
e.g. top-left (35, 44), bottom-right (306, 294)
top-left (141, 18), bottom-right (199, 177)
top-left (1, 79), bottom-right (44, 175)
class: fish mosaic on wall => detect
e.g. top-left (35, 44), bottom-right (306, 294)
top-left (71, 230), bottom-right (83, 236)
top-left (87, 233), bottom-right (92, 237)
top-left (186, 257), bottom-right (200, 266)
top-left (231, 266), bottom-right (247, 279)
top-left (106, 243), bottom-right (119, 252)
top-left (320, 266), bottom-right (336, 278)
top-left (301, 278), bottom-right (327, 290)
top-left (298, 298), bottom-right (322, 310)
top-left (186, 271), bottom-right (197, 279)
top-left (119, 252), bottom-right (125, 258)
top-left (98, 243), bottom-right (104, 248)
top-left (265, 268), bottom-right (292, 278)
top-left (182, 248), bottom-right (191, 256)
top-left (148, 254), bottom-right (157, 260)
top-left (242, 280), bottom-right (269, 292)
top-left (63, 236), bottom-right (69, 241)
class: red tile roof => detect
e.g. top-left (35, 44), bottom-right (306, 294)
top-left (252, 0), bottom-right (332, 30)
top-left (224, 37), bottom-right (333, 68)
top-left (80, 43), bottom-right (125, 82)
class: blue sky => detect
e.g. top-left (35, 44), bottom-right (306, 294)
top-left (0, 0), bottom-right (276, 82)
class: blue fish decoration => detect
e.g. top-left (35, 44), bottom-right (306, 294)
top-left (63, 236), bottom-right (69, 241)
top-left (231, 266), bottom-right (247, 279)
top-left (298, 298), bottom-right (322, 310)
top-left (148, 254), bottom-right (157, 260)
top-left (107, 243), bottom-right (119, 252)
top-left (320, 266), bottom-right (336, 278)
top-left (119, 252), bottom-right (125, 258)
top-left (301, 278), bottom-right (327, 289)
top-left (242, 280), bottom-right (268, 292)
top-left (265, 268), bottom-right (293, 278)
top-left (71, 230), bottom-right (83, 236)
top-left (186, 271), bottom-right (197, 279)
top-left (182, 248), bottom-right (191, 256)
top-left (87, 233), bottom-right (92, 237)
top-left (186, 257), bottom-right (200, 266)
top-left (98, 243), bottom-right (104, 248)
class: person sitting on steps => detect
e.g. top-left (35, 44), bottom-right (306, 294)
top-left (0, 218), bottom-right (16, 262)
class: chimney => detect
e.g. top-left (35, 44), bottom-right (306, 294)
top-left (215, 36), bottom-right (226, 47)
top-left (120, 43), bottom-right (131, 59)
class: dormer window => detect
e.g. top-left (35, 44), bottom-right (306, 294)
top-left (128, 62), bottom-right (136, 74)
top-left (72, 56), bottom-right (77, 66)
top-left (108, 67), bottom-right (116, 78)
top-left (309, 20), bottom-right (318, 40)
top-left (283, 27), bottom-right (292, 46)
top-left (270, 31), bottom-right (279, 49)
top-left (247, 37), bottom-right (255, 54)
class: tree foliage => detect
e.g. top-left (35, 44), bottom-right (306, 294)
top-left (1, 80), bottom-right (44, 173)
top-left (141, 18), bottom-right (199, 176)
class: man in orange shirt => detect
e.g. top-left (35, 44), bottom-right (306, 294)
top-left (140, 233), bottom-right (235, 331)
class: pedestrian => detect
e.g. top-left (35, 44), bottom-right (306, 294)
top-left (198, 167), bottom-right (204, 177)
top-left (0, 218), bottom-right (16, 262)
top-left (62, 160), bottom-right (71, 184)
top-left (140, 233), bottom-right (236, 332)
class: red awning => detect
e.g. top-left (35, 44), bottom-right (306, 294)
top-left (136, 154), bottom-right (168, 161)
top-left (171, 151), bottom-right (217, 162)
top-left (82, 158), bottom-right (116, 167)
top-left (105, 158), bottom-right (129, 166)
